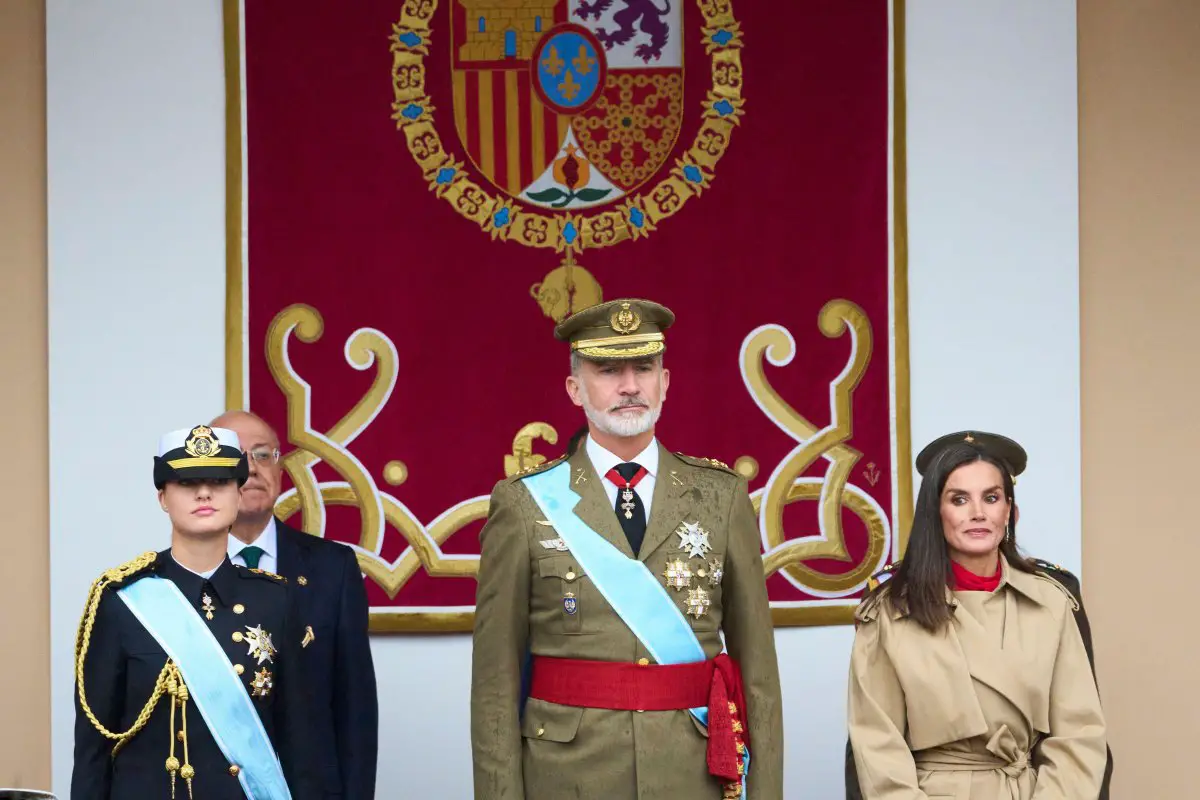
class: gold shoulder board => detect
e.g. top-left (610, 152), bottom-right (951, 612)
top-left (674, 452), bottom-right (737, 474)
top-left (246, 567), bottom-right (288, 584)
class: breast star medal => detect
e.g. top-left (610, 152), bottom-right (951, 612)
top-left (250, 667), bottom-right (274, 698)
top-left (685, 587), bottom-right (712, 619)
top-left (243, 624), bottom-right (276, 665)
top-left (707, 559), bottom-right (724, 587)
top-left (676, 522), bottom-right (712, 559)
top-left (562, 591), bottom-right (578, 615)
top-left (662, 559), bottom-right (694, 591)
top-left (201, 593), bottom-right (215, 621)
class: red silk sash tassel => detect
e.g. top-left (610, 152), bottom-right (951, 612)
top-left (706, 653), bottom-right (748, 784)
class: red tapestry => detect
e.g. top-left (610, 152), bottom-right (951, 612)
top-left (226, 0), bottom-right (909, 631)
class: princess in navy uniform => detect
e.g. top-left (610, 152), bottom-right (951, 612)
top-left (71, 425), bottom-right (319, 799)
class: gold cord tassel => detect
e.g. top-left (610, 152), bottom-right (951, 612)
top-left (176, 681), bottom-right (195, 800)
top-left (76, 552), bottom-right (168, 756)
top-left (165, 669), bottom-right (180, 799)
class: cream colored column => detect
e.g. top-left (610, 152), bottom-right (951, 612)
top-left (0, 0), bottom-right (51, 790)
top-left (1079, 1), bottom-right (1200, 795)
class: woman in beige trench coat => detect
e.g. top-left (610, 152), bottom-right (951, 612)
top-left (847, 433), bottom-right (1107, 799)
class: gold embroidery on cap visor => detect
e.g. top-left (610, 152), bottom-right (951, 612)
top-left (571, 332), bottom-right (665, 359)
top-left (165, 456), bottom-right (242, 469)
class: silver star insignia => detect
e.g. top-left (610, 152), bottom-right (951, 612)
top-left (243, 624), bottom-right (277, 665)
top-left (675, 522), bottom-right (712, 559)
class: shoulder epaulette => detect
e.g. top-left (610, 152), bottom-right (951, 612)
top-left (674, 452), bottom-right (737, 475)
top-left (506, 454), bottom-right (566, 483)
top-left (1026, 567), bottom-right (1079, 611)
top-left (866, 561), bottom-right (900, 592)
top-left (99, 551), bottom-right (158, 586)
top-left (241, 566), bottom-right (288, 584)
top-left (1031, 557), bottom-right (1079, 583)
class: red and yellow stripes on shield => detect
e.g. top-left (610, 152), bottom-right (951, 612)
top-left (454, 69), bottom-right (567, 198)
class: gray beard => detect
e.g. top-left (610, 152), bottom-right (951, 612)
top-left (584, 401), bottom-right (661, 438)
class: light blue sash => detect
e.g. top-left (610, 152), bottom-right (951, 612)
top-left (523, 462), bottom-right (749, 795)
top-left (118, 576), bottom-right (292, 800)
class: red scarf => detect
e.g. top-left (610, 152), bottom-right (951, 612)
top-left (951, 556), bottom-right (1002, 592)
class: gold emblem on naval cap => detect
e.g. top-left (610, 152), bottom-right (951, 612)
top-left (610, 302), bottom-right (641, 334)
top-left (184, 425), bottom-right (220, 458)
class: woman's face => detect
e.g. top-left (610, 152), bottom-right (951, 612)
top-left (158, 478), bottom-right (240, 537)
top-left (940, 460), bottom-right (1010, 565)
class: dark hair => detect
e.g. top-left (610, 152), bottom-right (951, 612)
top-left (565, 424), bottom-right (589, 456)
top-left (885, 443), bottom-right (1038, 631)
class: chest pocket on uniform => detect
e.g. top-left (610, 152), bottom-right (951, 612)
top-left (538, 556), bottom-right (587, 634)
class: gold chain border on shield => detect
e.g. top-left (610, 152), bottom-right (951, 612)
top-left (389, 0), bottom-right (745, 252)
top-left (264, 300), bottom-right (890, 621)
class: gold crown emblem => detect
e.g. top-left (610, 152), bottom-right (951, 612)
top-left (184, 425), bottom-right (220, 458)
top-left (610, 302), bottom-right (641, 335)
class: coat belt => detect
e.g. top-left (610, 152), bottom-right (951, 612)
top-left (914, 724), bottom-right (1032, 780)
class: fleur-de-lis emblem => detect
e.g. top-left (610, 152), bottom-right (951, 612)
top-left (540, 46), bottom-right (564, 77)
top-left (572, 45), bottom-right (596, 75)
top-left (558, 70), bottom-right (582, 102)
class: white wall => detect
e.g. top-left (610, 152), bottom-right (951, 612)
top-left (46, 1), bottom-right (1080, 796)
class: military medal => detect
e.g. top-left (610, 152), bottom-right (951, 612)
top-left (605, 465), bottom-right (650, 520)
top-left (201, 593), bottom-right (215, 620)
top-left (685, 587), bottom-right (712, 619)
top-left (662, 559), bottom-right (693, 591)
top-left (539, 537), bottom-right (569, 552)
top-left (250, 667), bottom-right (274, 698)
top-left (243, 624), bottom-right (277, 665)
top-left (675, 521), bottom-right (712, 559)
top-left (707, 558), bottom-right (724, 587)
top-left (562, 591), bottom-right (578, 615)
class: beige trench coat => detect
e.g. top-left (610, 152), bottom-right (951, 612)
top-left (470, 443), bottom-right (783, 799)
top-left (848, 557), bottom-right (1107, 799)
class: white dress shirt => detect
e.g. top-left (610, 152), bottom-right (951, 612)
top-left (228, 516), bottom-right (279, 573)
top-left (585, 435), bottom-right (659, 521)
top-left (171, 553), bottom-right (219, 580)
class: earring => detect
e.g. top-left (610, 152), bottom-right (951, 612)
top-left (1005, 522), bottom-right (1013, 542)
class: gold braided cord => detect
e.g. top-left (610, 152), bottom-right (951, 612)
top-left (74, 551), bottom-right (172, 750)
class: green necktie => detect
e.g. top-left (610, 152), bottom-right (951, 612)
top-left (239, 545), bottom-right (265, 570)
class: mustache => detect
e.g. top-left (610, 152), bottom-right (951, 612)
top-left (608, 397), bottom-right (649, 412)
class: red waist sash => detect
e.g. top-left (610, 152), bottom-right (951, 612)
top-left (529, 653), bottom-right (749, 784)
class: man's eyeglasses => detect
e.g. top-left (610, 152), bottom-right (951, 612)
top-left (247, 447), bottom-right (281, 465)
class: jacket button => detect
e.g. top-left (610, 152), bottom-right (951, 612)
top-left (229, 765), bottom-right (240, 777)
top-left (232, 632), bottom-right (244, 643)
top-left (637, 658), bottom-right (649, 666)
top-left (233, 604), bottom-right (245, 615)
top-left (536, 727), bottom-right (545, 737)
top-left (235, 664), bottom-right (245, 675)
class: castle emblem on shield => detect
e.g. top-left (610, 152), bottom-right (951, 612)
top-left (391, 0), bottom-right (744, 320)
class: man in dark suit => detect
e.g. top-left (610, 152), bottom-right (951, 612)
top-left (213, 411), bottom-right (379, 799)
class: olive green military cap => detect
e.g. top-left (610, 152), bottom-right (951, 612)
top-left (915, 430), bottom-right (1028, 479)
top-left (554, 298), bottom-right (675, 360)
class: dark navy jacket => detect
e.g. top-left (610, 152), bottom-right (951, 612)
top-left (71, 552), bottom-right (321, 799)
top-left (275, 520), bottom-right (378, 798)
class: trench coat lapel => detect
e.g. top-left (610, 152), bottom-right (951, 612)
top-left (951, 587), bottom-right (1040, 729)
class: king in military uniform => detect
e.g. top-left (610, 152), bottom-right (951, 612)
top-left (71, 425), bottom-right (319, 799)
top-left (470, 299), bottom-right (784, 799)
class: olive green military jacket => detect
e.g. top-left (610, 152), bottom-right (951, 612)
top-left (470, 443), bottom-right (784, 799)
